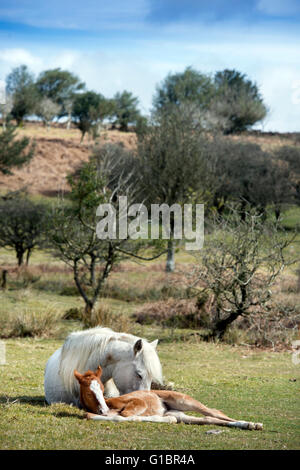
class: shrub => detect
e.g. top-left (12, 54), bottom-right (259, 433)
top-left (62, 307), bottom-right (82, 320)
top-left (80, 303), bottom-right (134, 333)
top-left (220, 297), bottom-right (300, 348)
top-left (14, 267), bottom-right (41, 288)
top-left (0, 309), bottom-right (62, 338)
top-left (0, 197), bottom-right (48, 266)
top-left (244, 304), bottom-right (300, 348)
top-left (103, 281), bottom-right (186, 303)
top-left (132, 298), bottom-right (209, 329)
top-left (222, 327), bottom-right (251, 346)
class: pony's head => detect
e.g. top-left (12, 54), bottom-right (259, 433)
top-left (74, 366), bottom-right (109, 415)
top-left (111, 338), bottom-right (160, 395)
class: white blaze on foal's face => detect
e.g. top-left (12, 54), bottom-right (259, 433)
top-left (90, 379), bottom-right (109, 415)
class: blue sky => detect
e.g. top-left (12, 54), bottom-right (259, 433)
top-left (0, 0), bottom-right (299, 131)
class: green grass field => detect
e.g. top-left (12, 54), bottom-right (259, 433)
top-left (0, 337), bottom-right (299, 450)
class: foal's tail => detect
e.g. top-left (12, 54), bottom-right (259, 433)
top-left (153, 390), bottom-right (234, 422)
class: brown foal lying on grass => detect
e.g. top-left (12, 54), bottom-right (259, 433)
top-left (74, 366), bottom-right (263, 430)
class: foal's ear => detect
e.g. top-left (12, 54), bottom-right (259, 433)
top-left (74, 370), bottom-right (83, 383)
top-left (151, 339), bottom-right (158, 349)
top-left (96, 366), bottom-right (102, 378)
top-left (133, 339), bottom-right (143, 356)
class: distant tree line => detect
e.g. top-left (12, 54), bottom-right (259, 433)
top-left (0, 65), bottom-right (144, 140)
top-left (1, 65), bottom-right (269, 141)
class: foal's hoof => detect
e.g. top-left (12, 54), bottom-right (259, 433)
top-left (247, 422), bottom-right (263, 430)
top-left (246, 422), bottom-right (263, 430)
top-left (254, 423), bottom-right (263, 430)
top-left (166, 416), bottom-right (177, 424)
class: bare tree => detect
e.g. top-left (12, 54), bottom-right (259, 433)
top-left (63, 98), bottom-right (73, 130)
top-left (35, 98), bottom-right (61, 130)
top-left (188, 208), bottom-right (297, 340)
top-left (0, 94), bottom-right (13, 131)
top-left (274, 146), bottom-right (300, 208)
top-left (49, 143), bottom-right (166, 320)
top-left (50, 206), bottom-right (119, 314)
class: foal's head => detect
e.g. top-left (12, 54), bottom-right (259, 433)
top-left (74, 366), bottom-right (109, 415)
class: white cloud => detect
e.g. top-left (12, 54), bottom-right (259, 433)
top-left (0, 48), bottom-right (42, 67)
top-left (257, 66), bottom-right (300, 132)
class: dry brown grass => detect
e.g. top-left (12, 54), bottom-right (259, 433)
top-left (0, 122), bottom-right (137, 195)
top-left (132, 298), bottom-right (207, 329)
top-left (1, 122), bottom-right (297, 197)
top-left (229, 132), bottom-right (298, 152)
top-left (0, 308), bottom-right (63, 338)
top-left (80, 302), bottom-right (135, 333)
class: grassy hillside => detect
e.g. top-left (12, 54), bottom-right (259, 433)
top-left (0, 122), bottom-right (137, 196)
top-left (0, 122), bottom-right (298, 197)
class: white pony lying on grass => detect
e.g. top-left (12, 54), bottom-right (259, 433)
top-left (44, 327), bottom-right (163, 406)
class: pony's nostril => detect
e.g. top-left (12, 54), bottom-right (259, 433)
top-left (98, 406), bottom-right (108, 416)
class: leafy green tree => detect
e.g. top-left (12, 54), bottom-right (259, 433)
top-left (0, 197), bottom-right (47, 266)
top-left (72, 91), bottom-right (104, 142)
top-left (6, 65), bottom-right (38, 125)
top-left (91, 96), bottom-right (116, 136)
top-left (112, 90), bottom-right (141, 131)
top-left (0, 126), bottom-right (35, 175)
top-left (136, 104), bottom-right (210, 272)
top-left (35, 68), bottom-right (85, 118)
top-left (210, 69), bottom-right (267, 133)
top-left (153, 67), bottom-right (214, 113)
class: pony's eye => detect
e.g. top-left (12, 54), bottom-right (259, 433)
top-left (136, 372), bottom-right (143, 380)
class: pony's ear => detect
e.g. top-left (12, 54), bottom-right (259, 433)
top-left (150, 339), bottom-right (158, 349)
top-left (133, 339), bottom-right (143, 356)
top-left (96, 366), bottom-right (103, 378)
top-left (74, 370), bottom-right (83, 383)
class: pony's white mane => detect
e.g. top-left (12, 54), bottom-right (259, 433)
top-left (59, 327), bottom-right (163, 396)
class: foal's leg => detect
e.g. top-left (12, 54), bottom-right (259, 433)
top-left (153, 390), bottom-right (235, 422)
top-left (86, 412), bottom-right (177, 423)
top-left (104, 378), bottom-right (120, 398)
top-left (105, 397), bottom-right (148, 417)
top-left (165, 411), bottom-right (263, 430)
